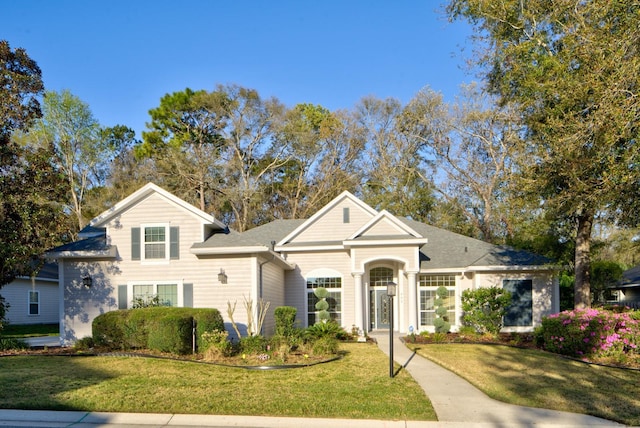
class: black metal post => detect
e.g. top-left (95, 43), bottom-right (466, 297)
top-left (389, 294), bottom-right (394, 378)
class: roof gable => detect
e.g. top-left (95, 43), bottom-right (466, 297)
top-left (278, 191), bottom-right (378, 245)
top-left (348, 210), bottom-right (423, 240)
top-left (89, 183), bottom-right (225, 229)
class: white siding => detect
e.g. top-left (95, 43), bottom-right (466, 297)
top-left (2, 278), bottom-right (58, 325)
top-left (293, 199), bottom-right (373, 243)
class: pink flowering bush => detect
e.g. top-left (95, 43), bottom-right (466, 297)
top-left (537, 308), bottom-right (640, 360)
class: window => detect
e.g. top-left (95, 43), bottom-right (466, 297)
top-left (370, 267), bottom-right (393, 287)
top-left (503, 279), bottom-right (533, 327)
top-left (131, 226), bottom-right (179, 261)
top-left (132, 282), bottom-right (180, 307)
top-left (307, 276), bottom-right (342, 326)
top-left (144, 226), bottom-right (166, 259)
top-left (419, 274), bottom-right (456, 327)
top-left (28, 291), bottom-right (39, 315)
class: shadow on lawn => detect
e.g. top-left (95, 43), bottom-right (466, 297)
top-left (0, 355), bottom-right (113, 414)
top-left (467, 345), bottom-right (640, 425)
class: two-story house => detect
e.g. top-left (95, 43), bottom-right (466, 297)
top-left (47, 183), bottom-right (559, 344)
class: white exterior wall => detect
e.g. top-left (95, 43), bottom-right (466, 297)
top-left (2, 278), bottom-right (58, 325)
top-left (283, 250), bottom-right (353, 329)
top-left (260, 259), bottom-right (286, 336)
top-left (61, 260), bottom-right (119, 343)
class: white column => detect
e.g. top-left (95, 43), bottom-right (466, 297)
top-left (352, 272), bottom-right (364, 332)
top-left (407, 271), bottom-right (418, 333)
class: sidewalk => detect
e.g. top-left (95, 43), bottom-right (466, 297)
top-left (371, 331), bottom-right (623, 427)
top-left (0, 334), bottom-right (626, 427)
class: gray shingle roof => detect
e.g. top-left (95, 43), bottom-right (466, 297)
top-left (399, 218), bottom-right (552, 269)
top-left (193, 219), bottom-right (306, 249)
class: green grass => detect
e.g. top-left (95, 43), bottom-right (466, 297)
top-left (0, 342), bottom-right (436, 421)
top-left (1, 323), bottom-right (59, 338)
top-left (412, 343), bottom-right (640, 426)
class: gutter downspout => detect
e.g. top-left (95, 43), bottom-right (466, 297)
top-left (258, 241), bottom-right (277, 336)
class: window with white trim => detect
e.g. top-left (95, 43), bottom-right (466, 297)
top-left (306, 276), bottom-right (342, 326)
top-left (28, 290), bottom-right (39, 315)
top-left (419, 274), bottom-right (456, 327)
top-left (130, 282), bottom-right (181, 307)
top-left (131, 225), bottom-right (179, 262)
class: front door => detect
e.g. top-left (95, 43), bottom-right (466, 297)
top-left (371, 289), bottom-right (392, 329)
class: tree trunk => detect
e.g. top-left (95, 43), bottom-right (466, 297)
top-left (574, 211), bottom-right (594, 309)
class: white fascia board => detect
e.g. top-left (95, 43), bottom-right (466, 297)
top-left (191, 245), bottom-right (269, 255)
top-left (467, 265), bottom-right (559, 272)
top-left (45, 250), bottom-right (116, 259)
top-left (274, 244), bottom-right (346, 252)
top-left (348, 210), bottom-right (423, 240)
top-left (344, 238), bottom-right (428, 247)
top-left (90, 183), bottom-right (225, 229)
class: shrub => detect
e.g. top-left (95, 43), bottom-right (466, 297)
top-left (93, 310), bottom-right (128, 348)
top-left (461, 286), bottom-right (512, 335)
top-left (0, 337), bottom-right (28, 351)
top-left (310, 336), bottom-right (339, 356)
top-left (305, 320), bottom-right (349, 340)
top-left (274, 306), bottom-right (297, 337)
top-left (73, 336), bottom-right (95, 351)
top-left (201, 330), bottom-right (234, 358)
top-left (537, 308), bottom-right (640, 360)
top-left (239, 334), bottom-right (267, 354)
top-left (147, 314), bottom-right (193, 354)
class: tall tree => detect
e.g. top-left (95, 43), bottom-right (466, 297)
top-left (400, 84), bottom-right (523, 242)
top-left (30, 90), bottom-right (113, 232)
top-left (448, 0), bottom-right (640, 308)
top-left (139, 88), bottom-right (228, 212)
top-left (0, 41), bottom-right (66, 290)
top-left (216, 84), bottom-right (288, 231)
top-left (357, 95), bottom-right (435, 222)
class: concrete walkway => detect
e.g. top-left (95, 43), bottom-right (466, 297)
top-left (371, 331), bottom-right (623, 427)
top-left (0, 334), bottom-right (627, 427)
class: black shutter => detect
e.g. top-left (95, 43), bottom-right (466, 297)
top-left (183, 283), bottom-right (193, 307)
top-left (170, 227), bottom-right (179, 259)
top-left (131, 228), bottom-right (140, 260)
top-left (118, 285), bottom-right (128, 309)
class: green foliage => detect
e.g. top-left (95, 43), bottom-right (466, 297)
top-left (0, 296), bottom-right (8, 331)
top-left (305, 320), bottom-right (349, 340)
top-left (590, 260), bottom-right (625, 304)
top-left (0, 337), bottom-right (28, 351)
top-left (434, 286), bottom-right (451, 333)
top-left (461, 287), bottom-right (512, 335)
top-left (274, 306), bottom-right (297, 337)
top-left (73, 336), bottom-right (95, 351)
top-left (239, 334), bottom-right (267, 354)
top-left (313, 287), bottom-right (331, 323)
top-left (201, 330), bottom-right (234, 357)
top-left (147, 314), bottom-right (193, 355)
top-left (92, 307), bottom-right (223, 353)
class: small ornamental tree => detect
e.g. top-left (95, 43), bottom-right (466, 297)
top-left (433, 286), bottom-right (451, 333)
top-left (314, 287), bottom-right (330, 323)
top-left (461, 286), bottom-right (512, 335)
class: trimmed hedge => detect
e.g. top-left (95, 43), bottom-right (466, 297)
top-left (93, 307), bottom-right (224, 354)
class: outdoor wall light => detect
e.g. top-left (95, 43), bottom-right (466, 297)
top-left (82, 275), bottom-right (92, 288)
top-left (218, 268), bottom-right (228, 284)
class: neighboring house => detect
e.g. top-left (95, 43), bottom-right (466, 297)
top-left (607, 265), bottom-right (640, 309)
top-left (1, 263), bottom-right (59, 325)
top-left (47, 183), bottom-right (559, 344)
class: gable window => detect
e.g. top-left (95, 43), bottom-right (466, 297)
top-left (418, 274), bottom-right (456, 327)
top-left (28, 290), bottom-right (39, 315)
top-left (306, 275), bottom-right (342, 326)
top-left (132, 225), bottom-right (179, 262)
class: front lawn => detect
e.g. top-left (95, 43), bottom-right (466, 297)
top-left (412, 343), bottom-right (640, 426)
top-left (0, 342), bottom-right (436, 421)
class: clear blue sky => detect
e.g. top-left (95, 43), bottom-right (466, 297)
top-left (4, 1), bottom-right (474, 139)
